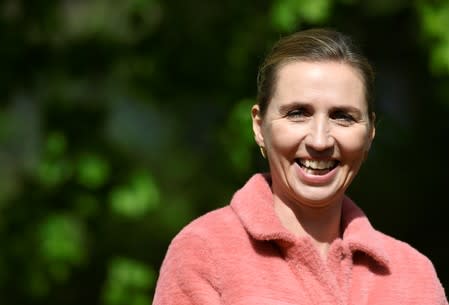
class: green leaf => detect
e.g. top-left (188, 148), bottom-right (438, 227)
top-left (297, 0), bottom-right (332, 23)
top-left (77, 153), bottom-right (110, 189)
top-left (109, 171), bottom-right (159, 218)
top-left (223, 99), bottom-right (255, 173)
top-left (417, 2), bottom-right (449, 75)
top-left (46, 131), bottom-right (67, 157)
top-left (37, 158), bottom-right (72, 187)
top-left (102, 257), bottom-right (155, 305)
top-left (271, 0), bottom-right (300, 32)
top-left (430, 39), bottom-right (449, 74)
top-left (38, 214), bottom-right (85, 264)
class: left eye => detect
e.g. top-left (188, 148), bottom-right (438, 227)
top-left (331, 111), bottom-right (355, 123)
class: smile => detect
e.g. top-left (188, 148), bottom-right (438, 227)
top-left (295, 159), bottom-right (339, 175)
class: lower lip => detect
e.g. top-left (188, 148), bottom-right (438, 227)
top-left (295, 162), bottom-right (338, 185)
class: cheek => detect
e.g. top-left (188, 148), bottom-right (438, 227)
top-left (264, 122), bottom-right (306, 156)
top-left (337, 128), bottom-right (371, 160)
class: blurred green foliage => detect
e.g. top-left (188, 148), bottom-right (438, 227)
top-left (221, 98), bottom-right (255, 173)
top-left (0, 0), bottom-right (448, 304)
top-left (418, 0), bottom-right (449, 74)
top-left (109, 171), bottom-right (159, 218)
top-left (271, 0), bottom-right (332, 31)
top-left (103, 257), bottom-right (155, 305)
top-left (38, 214), bottom-right (86, 281)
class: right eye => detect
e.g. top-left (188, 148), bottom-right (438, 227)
top-left (286, 108), bottom-right (309, 119)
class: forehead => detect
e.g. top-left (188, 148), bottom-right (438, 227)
top-left (276, 60), bottom-right (364, 87)
top-left (272, 60), bottom-right (366, 107)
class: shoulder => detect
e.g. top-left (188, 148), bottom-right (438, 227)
top-left (377, 231), bottom-right (446, 291)
top-left (377, 231), bottom-right (434, 271)
top-left (153, 208), bottom-right (235, 304)
top-left (177, 205), bottom-right (239, 237)
top-left (158, 206), bottom-right (236, 270)
top-left (167, 205), bottom-right (242, 253)
top-left (377, 231), bottom-right (448, 302)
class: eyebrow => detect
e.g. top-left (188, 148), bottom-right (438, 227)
top-left (329, 105), bottom-right (363, 114)
top-left (278, 101), bottom-right (309, 114)
top-left (278, 102), bottom-right (364, 116)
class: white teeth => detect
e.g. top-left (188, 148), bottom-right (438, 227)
top-left (301, 159), bottom-right (336, 170)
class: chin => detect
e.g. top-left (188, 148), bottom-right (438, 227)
top-left (291, 184), bottom-right (344, 208)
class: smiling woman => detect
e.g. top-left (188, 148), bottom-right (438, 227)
top-left (152, 29), bottom-right (448, 305)
top-left (252, 61), bottom-right (374, 217)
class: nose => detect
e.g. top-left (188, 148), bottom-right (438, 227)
top-left (305, 117), bottom-right (335, 152)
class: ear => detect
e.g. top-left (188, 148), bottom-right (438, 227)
top-left (367, 113), bottom-right (376, 150)
top-left (251, 104), bottom-right (265, 147)
top-left (364, 113), bottom-right (376, 161)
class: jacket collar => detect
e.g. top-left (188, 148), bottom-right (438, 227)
top-left (230, 173), bottom-right (390, 269)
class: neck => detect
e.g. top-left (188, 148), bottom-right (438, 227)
top-left (274, 194), bottom-right (343, 258)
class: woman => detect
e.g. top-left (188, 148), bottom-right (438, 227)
top-left (153, 29), bottom-right (448, 305)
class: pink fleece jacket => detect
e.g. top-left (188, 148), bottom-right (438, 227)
top-left (153, 173), bottom-right (448, 305)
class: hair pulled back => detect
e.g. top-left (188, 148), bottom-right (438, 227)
top-left (257, 28), bottom-right (375, 121)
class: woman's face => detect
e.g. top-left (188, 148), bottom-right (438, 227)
top-left (252, 61), bottom-right (375, 208)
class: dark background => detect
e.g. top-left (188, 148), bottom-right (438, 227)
top-left (0, 1), bottom-right (448, 304)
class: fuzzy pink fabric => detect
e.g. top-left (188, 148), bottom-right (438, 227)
top-left (153, 173), bottom-right (447, 305)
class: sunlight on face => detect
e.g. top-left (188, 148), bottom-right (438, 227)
top-left (252, 61), bottom-right (375, 209)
